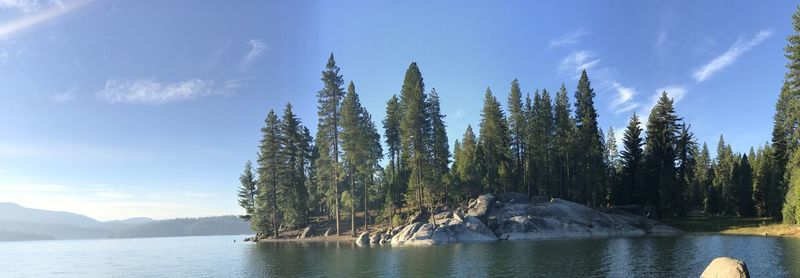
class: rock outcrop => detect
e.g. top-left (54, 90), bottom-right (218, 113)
top-left (356, 232), bottom-right (370, 246)
top-left (700, 257), bottom-right (750, 278)
top-left (490, 198), bottom-right (680, 240)
top-left (384, 193), bottom-right (681, 246)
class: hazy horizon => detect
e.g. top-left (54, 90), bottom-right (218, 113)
top-left (0, 0), bottom-right (793, 221)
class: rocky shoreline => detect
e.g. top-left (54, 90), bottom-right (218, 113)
top-left (352, 192), bottom-right (682, 246)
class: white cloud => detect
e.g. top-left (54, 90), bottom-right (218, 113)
top-left (49, 88), bottom-right (74, 102)
top-left (692, 29), bottom-right (773, 82)
top-left (549, 28), bottom-right (587, 48)
top-left (558, 50), bottom-right (600, 78)
top-left (609, 82), bottom-right (639, 114)
top-left (654, 85), bottom-right (688, 104)
top-left (96, 78), bottom-right (239, 105)
top-left (0, 0), bottom-right (90, 39)
top-left (640, 85), bottom-right (688, 118)
top-left (240, 39), bottom-right (265, 71)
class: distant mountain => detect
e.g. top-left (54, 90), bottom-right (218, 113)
top-left (106, 217), bottom-right (156, 225)
top-left (0, 202), bottom-right (105, 229)
top-left (111, 216), bottom-right (253, 238)
top-left (0, 203), bottom-right (252, 241)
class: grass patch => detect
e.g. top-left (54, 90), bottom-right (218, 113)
top-left (666, 216), bottom-right (800, 236)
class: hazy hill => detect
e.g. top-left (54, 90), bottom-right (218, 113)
top-left (0, 203), bottom-right (252, 241)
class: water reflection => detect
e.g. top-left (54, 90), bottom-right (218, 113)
top-left (242, 235), bottom-right (800, 277)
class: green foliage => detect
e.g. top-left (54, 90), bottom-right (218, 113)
top-left (399, 62), bottom-right (432, 211)
top-left (573, 71), bottom-right (605, 206)
top-left (618, 113), bottom-right (644, 206)
top-left (479, 87), bottom-right (511, 193)
top-left (237, 160), bottom-right (258, 220)
top-left (507, 79), bottom-right (526, 192)
top-left (315, 53), bottom-right (346, 234)
top-left (643, 92), bottom-right (681, 217)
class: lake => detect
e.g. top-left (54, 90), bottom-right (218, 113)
top-left (1, 234), bottom-right (799, 277)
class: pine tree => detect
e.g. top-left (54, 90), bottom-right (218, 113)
top-left (382, 94), bottom-right (403, 222)
top-left (643, 92), bottom-right (681, 217)
top-left (780, 6), bottom-right (800, 223)
top-left (428, 89), bottom-right (450, 205)
top-left (734, 154), bottom-right (755, 217)
top-left (604, 127), bottom-right (620, 206)
top-left (455, 125), bottom-right (483, 198)
top-left (694, 143), bottom-right (714, 213)
top-left (619, 113), bottom-right (644, 206)
top-left (534, 90), bottom-right (557, 197)
top-left (675, 124), bottom-right (696, 217)
top-left (507, 79), bottom-right (526, 191)
top-left (257, 110), bottom-right (281, 237)
top-left (479, 87), bottom-right (511, 193)
top-left (399, 62), bottom-right (431, 212)
top-left (752, 145), bottom-right (769, 217)
top-left (713, 135), bottom-right (736, 215)
top-left (315, 53), bottom-right (345, 235)
top-left (238, 160), bottom-right (258, 222)
top-left (573, 70), bottom-right (605, 206)
top-left (278, 103), bottom-right (307, 228)
top-left (553, 84), bottom-right (576, 199)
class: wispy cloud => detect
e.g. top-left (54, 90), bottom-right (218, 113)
top-left (550, 28), bottom-right (587, 48)
top-left (96, 78), bottom-right (240, 105)
top-left (558, 50), bottom-right (600, 78)
top-left (609, 82), bottom-right (639, 114)
top-left (49, 88), bottom-right (74, 102)
top-left (240, 39), bottom-right (265, 71)
top-left (636, 85), bottom-right (688, 123)
top-left (692, 29), bottom-right (773, 82)
top-left (654, 85), bottom-right (688, 104)
top-left (0, 0), bottom-right (90, 39)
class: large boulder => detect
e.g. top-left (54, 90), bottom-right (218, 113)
top-left (700, 257), bottom-right (750, 278)
top-left (491, 197), bottom-right (681, 240)
top-left (467, 193), bottom-right (497, 222)
top-left (356, 232), bottom-right (370, 246)
top-left (369, 233), bottom-right (382, 243)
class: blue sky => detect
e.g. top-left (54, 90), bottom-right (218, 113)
top-left (0, 0), bottom-right (794, 220)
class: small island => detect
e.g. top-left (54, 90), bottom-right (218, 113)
top-left (235, 5), bottom-right (800, 245)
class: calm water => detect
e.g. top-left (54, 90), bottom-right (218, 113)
top-left (1, 234), bottom-right (799, 277)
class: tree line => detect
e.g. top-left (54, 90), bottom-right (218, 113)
top-left (238, 6), bottom-right (800, 238)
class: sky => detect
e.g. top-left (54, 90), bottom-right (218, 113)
top-left (0, 0), bottom-right (795, 221)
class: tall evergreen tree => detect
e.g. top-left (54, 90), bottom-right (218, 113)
top-left (399, 62), bottom-right (431, 212)
top-left (507, 79), bottom-right (526, 191)
top-left (428, 89), bottom-right (450, 205)
top-left (694, 143), bottom-right (714, 213)
top-left (533, 90), bottom-right (557, 197)
top-left (604, 127), bottom-right (620, 206)
top-left (278, 103), bottom-right (307, 228)
top-left (734, 154), bottom-right (755, 217)
top-left (553, 84), bottom-right (576, 199)
top-left (643, 92), bottom-right (681, 217)
top-left (752, 145), bottom-right (769, 217)
top-left (257, 110), bottom-right (281, 237)
top-left (315, 53), bottom-right (345, 235)
top-left (238, 160), bottom-right (258, 222)
top-left (780, 6), bottom-right (800, 223)
top-left (713, 135), bottom-right (736, 215)
top-left (479, 87), bottom-right (511, 193)
top-left (455, 125), bottom-right (483, 198)
top-left (619, 113), bottom-right (644, 206)
top-left (573, 70), bottom-right (605, 206)
top-left (382, 94), bottom-right (403, 222)
top-left (675, 124), bottom-right (696, 217)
